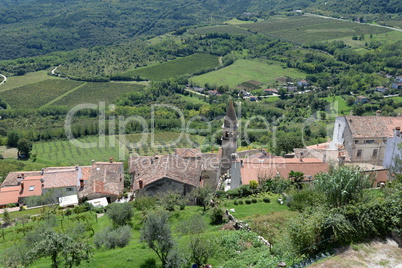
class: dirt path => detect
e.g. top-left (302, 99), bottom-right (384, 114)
top-left (0, 74), bottom-right (7, 85)
top-left (309, 238), bottom-right (402, 268)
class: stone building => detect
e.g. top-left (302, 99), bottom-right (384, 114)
top-left (331, 115), bottom-right (402, 166)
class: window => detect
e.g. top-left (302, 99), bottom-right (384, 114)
top-left (365, 140), bottom-right (375, 144)
top-left (357, 149), bottom-right (362, 158)
top-left (29, 186), bottom-right (34, 191)
top-left (354, 140), bottom-right (359, 144)
top-left (372, 149), bottom-right (378, 158)
top-left (66, 187), bottom-right (74, 192)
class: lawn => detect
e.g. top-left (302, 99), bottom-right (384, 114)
top-left (238, 15), bottom-right (392, 44)
top-left (122, 53), bottom-right (220, 81)
top-left (179, 94), bottom-right (208, 105)
top-left (323, 96), bottom-right (352, 116)
top-left (52, 82), bottom-right (145, 108)
top-left (190, 59), bottom-right (305, 88)
top-left (225, 194), bottom-right (290, 220)
top-left (0, 71), bottom-right (57, 93)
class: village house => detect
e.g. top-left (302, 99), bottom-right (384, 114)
top-left (297, 79), bottom-right (308, 87)
top-left (375, 86), bottom-right (388, 93)
top-left (0, 159), bottom-right (124, 207)
top-left (392, 82), bottom-right (402, 90)
top-left (263, 88), bottom-right (278, 95)
top-left (356, 95), bottom-right (368, 104)
top-left (330, 114), bottom-right (402, 166)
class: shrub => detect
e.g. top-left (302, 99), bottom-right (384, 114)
top-left (133, 196), bottom-right (157, 211)
top-left (249, 180), bottom-right (258, 189)
top-left (251, 198), bottom-right (257, 203)
top-left (238, 200), bottom-right (244, 205)
top-left (106, 203), bottom-right (134, 227)
top-left (210, 206), bottom-right (226, 225)
top-left (245, 199), bottom-right (252, 205)
top-left (94, 225), bottom-right (132, 249)
top-left (233, 200), bottom-right (238, 205)
top-left (263, 197), bottom-right (270, 203)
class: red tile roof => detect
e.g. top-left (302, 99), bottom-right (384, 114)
top-left (345, 115), bottom-right (402, 138)
top-left (0, 175), bottom-right (43, 206)
top-left (240, 157), bottom-right (329, 185)
top-left (78, 162), bottom-right (124, 198)
top-left (130, 155), bottom-right (202, 191)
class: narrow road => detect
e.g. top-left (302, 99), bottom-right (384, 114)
top-left (51, 65), bottom-right (60, 75)
top-left (305, 13), bottom-right (402, 33)
top-left (0, 74), bottom-right (7, 85)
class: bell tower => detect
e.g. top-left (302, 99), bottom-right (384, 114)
top-left (220, 101), bottom-right (238, 174)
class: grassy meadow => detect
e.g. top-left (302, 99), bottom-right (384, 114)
top-left (122, 53), bottom-right (220, 81)
top-left (32, 132), bottom-right (205, 166)
top-left (190, 59), bottom-right (305, 88)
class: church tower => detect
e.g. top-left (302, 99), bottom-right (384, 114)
top-left (220, 101), bottom-right (238, 174)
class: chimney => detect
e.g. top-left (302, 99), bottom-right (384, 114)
top-left (262, 149), bottom-right (267, 155)
top-left (80, 179), bottom-right (84, 189)
top-left (396, 127), bottom-right (401, 137)
top-left (109, 157), bottom-right (113, 163)
top-left (41, 168), bottom-right (45, 175)
top-left (20, 182), bottom-right (24, 190)
top-left (300, 152), bottom-right (304, 162)
top-left (376, 110), bottom-right (381, 117)
top-left (17, 175), bottom-right (22, 185)
top-left (240, 159), bottom-right (243, 167)
top-left (75, 165), bottom-right (79, 171)
top-left (21, 173), bottom-right (24, 180)
top-left (92, 160), bottom-right (95, 166)
top-left (139, 180), bottom-right (143, 189)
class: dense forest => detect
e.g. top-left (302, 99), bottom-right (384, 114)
top-left (0, 0), bottom-right (401, 60)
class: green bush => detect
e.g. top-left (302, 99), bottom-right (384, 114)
top-left (245, 199), bottom-right (252, 205)
top-left (210, 206), bottom-right (226, 225)
top-left (233, 200), bottom-right (238, 205)
top-left (263, 197), bottom-right (270, 203)
top-left (238, 200), bottom-right (244, 205)
top-left (94, 225), bottom-right (132, 249)
top-left (286, 188), bottom-right (325, 212)
top-left (251, 198), bottom-right (257, 203)
top-left (106, 203), bottom-right (134, 227)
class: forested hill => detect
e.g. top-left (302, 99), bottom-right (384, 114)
top-left (0, 0), bottom-right (401, 61)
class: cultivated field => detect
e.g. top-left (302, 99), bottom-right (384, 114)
top-left (1, 79), bottom-right (85, 109)
top-left (0, 71), bottom-right (57, 93)
top-left (238, 15), bottom-right (392, 44)
top-left (52, 82), bottom-right (145, 107)
top-left (190, 25), bottom-right (253, 35)
top-left (190, 59), bottom-right (306, 88)
top-left (122, 53), bottom-right (220, 81)
top-left (32, 132), bottom-right (205, 166)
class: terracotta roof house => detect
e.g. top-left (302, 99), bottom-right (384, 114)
top-left (0, 175), bottom-right (44, 208)
top-left (130, 154), bottom-right (203, 196)
top-left (263, 88), bottom-right (278, 95)
top-left (331, 115), bottom-right (402, 166)
top-left (78, 160), bottom-right (124, 202)
top-left (356, 96), bottom-right (368, 104)
top-left (239, 153), bottom-right (329, 186)
top-left (1, 160), bottom-right (124, 207)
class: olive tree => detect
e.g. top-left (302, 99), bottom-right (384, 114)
top-left (140, 211), bottom-right (174, 267)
